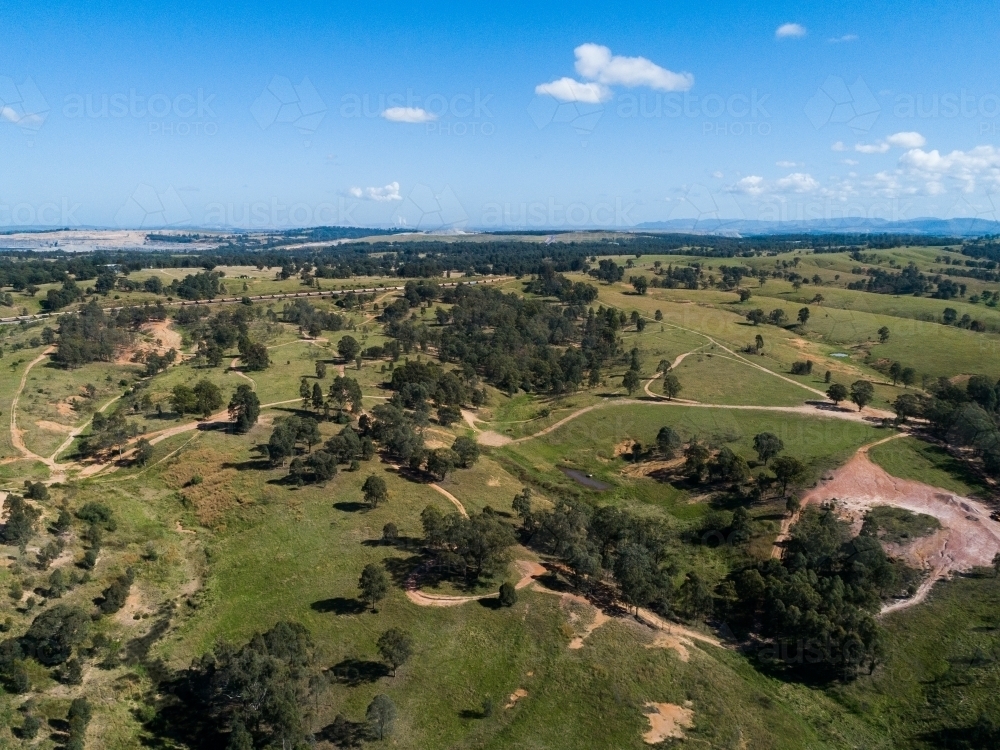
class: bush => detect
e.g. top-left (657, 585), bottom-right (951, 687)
top-left (23, 481), bottom-right (48, 501)
top-left (20, 714), bottom-right (40, 739)
top-left (21, 604), bottom-right (90, 666)
top-left (499, 581), bottom-right (518, 607)
top-left (99, 569), bottom-right (135, 615)
top-left (75, 502), bottom-right (116, 530)
top-left (7, 660), bottom-right (30, 693)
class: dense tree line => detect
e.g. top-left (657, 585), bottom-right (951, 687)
top-left (523, 265), bottom-right (598, 303)
top-left (893, 374), bottom-right (1000, 478)
top-left (0, 231), bottom-right (969, 301)
top-left (53, 300), bottom-right (168, 367)
top-left (383, 284), bottom-right (625, 395)
top-left (156, 621), bottom-right (321, 748)
top-left (729, 506), bottom-right (911, 681)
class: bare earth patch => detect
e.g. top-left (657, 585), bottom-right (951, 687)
top-left (504, 688), bottom-right (527, 709)
top-left (621, 457), bottom-right (684, 479)
top-left (642, 702), bottom-right (694, 744)
top-left (35, 420), bottom-right (73, 433)
top-left (645, 633), bottom-right (694, 662)
top-left (477, 430), bottom-right (512, 447)
top-left (567, 603), bottom-right (610, 649)
top-left (792, 442), bottom-right (1000, 614)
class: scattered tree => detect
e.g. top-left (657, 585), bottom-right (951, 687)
top-left (499, 581), bottom-right (518, 607)
top-left (622, 369), bottom-right (640, 395)
top-left (359, 563), bottom-right (389, 612)
top-left (850, 380), bottom-right (875, 412)
top-left (771, 455), bottom-right (806, 495)
top-left (662, 373), bottom-right (682, 400)
top-left (377, 628), bottom-right (413, 676)
top-left (362, 475), bottom-right (389, 508)
top-left (826, 382), bottom-right (849, 405)
top-left (366, 694), bottom-right (397, 741)
top-left (753, 432), bottom-right (784, 465)
top-left (228, 384), bottom-right (260, 433)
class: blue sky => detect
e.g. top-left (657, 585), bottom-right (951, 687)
top-left (2, 0), bottom-right (1000, 230)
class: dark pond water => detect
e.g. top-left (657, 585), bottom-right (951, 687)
top-left (560, 467), bottom-right (611, 490)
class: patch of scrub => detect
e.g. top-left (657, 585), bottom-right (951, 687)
top-left (642, 702), bottom-right (694, 744)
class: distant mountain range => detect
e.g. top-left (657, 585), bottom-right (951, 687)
top-left (635, 217), bottom-right (1000, 237)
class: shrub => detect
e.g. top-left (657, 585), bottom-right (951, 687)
top-left (499, 582), bottom-right (518, 607)
top-left (74, 502), bottom-right (116, 530)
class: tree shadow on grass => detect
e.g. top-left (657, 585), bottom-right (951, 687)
top-left (328, 658), bottom-right (390, 686)
top-left (311, 597), bottom-right (366, 615)
top-left (123, 609), bottom-right (173, 665)
top-left (382, 554), bottom-right (423, 588)
top-left (333, 501), bottom-right (369, 513)
top-left (477, 597), bottom-right (502, 610)
top-left (918, 718), bottom-right (1000, 749)
top-left (221, 457), bottom-right (271, 471)
top-left (361, 535), bottom-right (423, 553)
top-left (317, 716), bottom-right (368, 747)
top-left (459, 708), bottom-right (490, 719)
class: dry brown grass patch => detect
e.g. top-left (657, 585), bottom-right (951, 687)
top-left (162, 448), bottom-right (244, 526)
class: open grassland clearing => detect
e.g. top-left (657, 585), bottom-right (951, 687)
top-left (17, 358), bottom-right (137, 459)
top-left (2, 241), bottom-right (1000, 748)
top-left (500, 404), bottom-right (886, 510)
top-left (144, 431), bottom-right (887, 750)
top-left (869, 435), bottom-right (993, 498)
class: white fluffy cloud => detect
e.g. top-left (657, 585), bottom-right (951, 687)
top-left (535, 43), bottom-right (692, 104)
top-left (900, 145), bottom-right (1000, 191)
top-left (855, 142), bottom-right (890, 154)
top-left (534, 77), bottom-right (610, 103)
top-left (381, 107), bottom-right (436, 123)
top-left (854, 132), bottom-right (927, 154)
top-left (730, 172), bottom-right (820, 196)
top-left (886, 131), bottom-right (927, 148)
top-left (831, 141), bottom-right (847, 151)
top-left (775, 173), bottom-right (820, 192)
top-left (349, 182), bottom-right (402, 201)
top-left (775, 23), bottom-right (806, 38)
top-left (733, 175), bottom-right (766, 195)
top-left (573, 43), bottom-right (693, 91)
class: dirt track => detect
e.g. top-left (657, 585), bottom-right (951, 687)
top-left (405, 560), bottom-right (546, 606)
